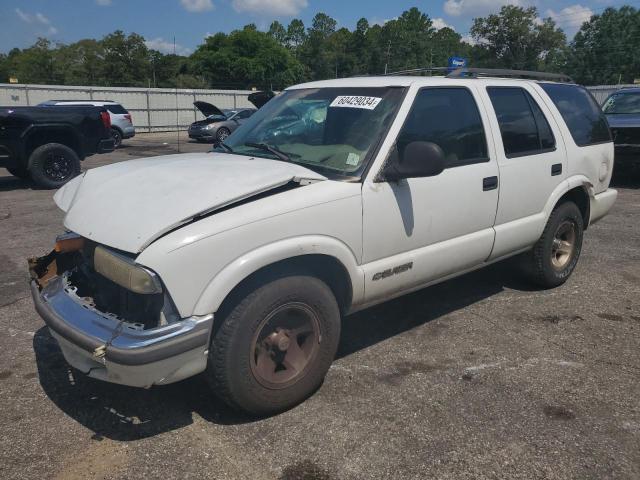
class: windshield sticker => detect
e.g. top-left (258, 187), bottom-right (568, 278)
top-left (346, 152), bottom-right (360, 166)
top-left (330, 96), bottom-right (382, 110)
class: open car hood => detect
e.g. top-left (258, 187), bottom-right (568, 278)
top-left (248, 90), bottom-right (275, 109)
top-left (55, 153), bottom-right (326, 253)
top-left (193, 101), bottom-right (225, 118)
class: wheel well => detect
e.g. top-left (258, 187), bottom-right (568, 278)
top-left (111, 125), bottom-right (123, 134)
top-left (218, 255), bottom-right (353, 318)
top-left (25, 129), bottom-right (82, 163)
top-left (557, 186), bottom-right (590, 229)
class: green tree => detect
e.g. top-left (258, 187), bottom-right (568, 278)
top-left (268, 21), bottom-right (287, 46)
top-left (101, 31), bottom-right (150, 86)
top-left (11, 38), bottom-right (56, 84)
top-left (300, 12), bottom-right (338, 80)
top-left (286, 19), bottom-right (306, 55)
top-left (470, 5), bottom-right (566, 70)
top-left (568, 6), bottom-right (640, 85)
top-left (191, 26), bottom-right (304, 89)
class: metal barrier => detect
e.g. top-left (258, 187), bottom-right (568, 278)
top-left (0, 83), bottom-right (256, 132)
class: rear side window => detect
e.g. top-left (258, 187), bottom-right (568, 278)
top-left (397, 87), bottom-right (488, 168)
top-left (106, 104), bottom-right (128, 114)
top-left (540, 83), bottom-right (611, 146)
top-left (487, 87), bottom-right (555, 158)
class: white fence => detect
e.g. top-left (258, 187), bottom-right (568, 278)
top-left (0, 82), bottom-right (633, 132)
top-left (0, 83), bottom-right (256, 132)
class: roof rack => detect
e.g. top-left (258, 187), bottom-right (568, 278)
top-left (447, 68), bottom-right (574, 83)
top-left (383, 67), bottom-right (450, 76)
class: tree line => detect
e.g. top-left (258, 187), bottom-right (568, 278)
top-left (0, 5), bottom-right (638, 90)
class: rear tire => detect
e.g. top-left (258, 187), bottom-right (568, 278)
top-left (7, 166), bottom-right (30, 179)
top-left (28, 143), bottom-right (81, 189)
top-left (525, 201), bottom-right (584, 288)
top-left (111, 128), bottom-right (122, 148)
top-left (206, 274), bottom-right (341, 416)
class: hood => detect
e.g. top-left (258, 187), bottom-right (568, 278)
top-left (605, 114), bottom-right (640, 129)
top-left (56, 153), bottom-right (326, 253)
top-left (248, 90), bottom-right (275, 109)
top-left (194, 101), bottom-right (225, 118)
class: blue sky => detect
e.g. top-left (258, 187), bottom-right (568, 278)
top-left (0, 0), bottom-right (632, 54)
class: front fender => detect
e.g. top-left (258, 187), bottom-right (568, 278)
top-left (192, 235), bottom-right (365, 316)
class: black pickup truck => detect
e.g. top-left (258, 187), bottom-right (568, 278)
top-left (0, 106), bottom-right (115, 188)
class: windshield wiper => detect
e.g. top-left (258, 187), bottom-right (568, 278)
top-left (244, 142), bottom-right (291, 162)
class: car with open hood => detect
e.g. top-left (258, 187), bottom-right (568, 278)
top-left (188, 91), bottom-right (274, 143)
top-left (29, 70), bottom-right (617, 416)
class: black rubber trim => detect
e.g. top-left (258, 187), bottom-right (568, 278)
top-left (31, 280), bottom-right (209, 366)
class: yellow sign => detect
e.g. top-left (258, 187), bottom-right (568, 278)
top-left (9, 77), bottom-right (18, 84)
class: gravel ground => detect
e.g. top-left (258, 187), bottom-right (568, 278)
top-left (0, 133), bottom-right (639, 480)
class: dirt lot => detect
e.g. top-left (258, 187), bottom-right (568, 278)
top-left (0, 133), bottom-right (639, 480)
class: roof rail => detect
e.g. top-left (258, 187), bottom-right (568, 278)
top-left (447, 67), bottom-right (574, 83)
top-left (384, 67), bottom-right (450, 76)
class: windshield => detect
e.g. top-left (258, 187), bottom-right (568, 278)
top-left (603, 92), bottom-right (640, 114)
top-left (218, 87), bottom-right (406, 178)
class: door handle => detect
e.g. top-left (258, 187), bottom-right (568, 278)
top-left (551, 163), bottom-right (562, 176)
top-left (482, 176), bottom-right (498, 191)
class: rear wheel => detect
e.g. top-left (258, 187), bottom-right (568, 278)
top-left (7, 166), bottom-right (29, 179)
top-left (28, 143), bottom-right (81, 189)
top-left (525, 201), bottom-right (584, 288)
top-left (111, 128), bottom-right (122, 148)
top-left (206, 274), bottom-right (341, 416)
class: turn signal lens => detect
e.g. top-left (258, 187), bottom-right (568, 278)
top-left (55, 234), bottom-right (85, 253)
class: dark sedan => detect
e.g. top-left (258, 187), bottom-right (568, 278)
top-left (603, 87), bottom-right (640, 171)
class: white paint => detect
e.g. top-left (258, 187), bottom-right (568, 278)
top-left (54, 75), bottom-right (617, 321)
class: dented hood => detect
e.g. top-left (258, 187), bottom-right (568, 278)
top-left (55, 153), bottom-right (326, 253)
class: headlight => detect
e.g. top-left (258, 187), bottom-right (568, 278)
top-left (205, 124), bottom-right (215, 130)
top-left (94, 246), bottom-right (162, 294)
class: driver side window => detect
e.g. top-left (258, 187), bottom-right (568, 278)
top-left (397, 87), bottom-right (489, 168)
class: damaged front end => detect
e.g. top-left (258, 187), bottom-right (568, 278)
top-left (29, 234), bottom-right (213, 388)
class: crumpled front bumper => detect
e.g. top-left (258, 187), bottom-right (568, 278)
top-left (30, 274), bottom-right (213, 388)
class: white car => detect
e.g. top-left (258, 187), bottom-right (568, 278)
top-left (39, 100), bottom-right (135, 148)
top-left (30, 70), bottom-right (617, 415)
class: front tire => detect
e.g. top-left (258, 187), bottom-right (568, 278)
top-left (206, 274), bottom-right (341, 416)
top-left (28, 143), bottom-right (81, 189)
top-left (526, 201), bottom-right (584, 288)
top-left (216, 127), bottom-right (230, 143)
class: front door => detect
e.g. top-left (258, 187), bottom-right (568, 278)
top-left (361, 85), bottom-right (500, 303)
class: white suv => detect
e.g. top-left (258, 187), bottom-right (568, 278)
top-left (40, 100), bottom-right (135, 148)
top-left (30, 71), bottom-right (617, 415)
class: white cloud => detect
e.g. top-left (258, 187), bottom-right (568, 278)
top-left (443, 0), bottom-right (521, 17)
top-left (180, 0), bottom-right (214, 13)
top-left (546, 4), bottom-right (593, 28)
top-left (231, 0), bottom-right (308, 16)
top-left (96, 0), bottom-right (112, 5)
top-left (432, 17), bottom-right (454, 31)
top-left (145, 37), bottom-right (192, 56)
top-left (15, 8), bottom-right (57, 35)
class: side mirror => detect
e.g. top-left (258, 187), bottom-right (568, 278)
top-left (381, 141), bottom-right (446, 182)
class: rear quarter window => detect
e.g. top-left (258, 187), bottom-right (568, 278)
top-left (106, 104), bottom-right (128, 115)
top-left (540, 83), bottom-right (611, 146)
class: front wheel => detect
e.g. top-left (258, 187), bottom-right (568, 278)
top-left (206, 274), bottom-right (341, 416)
top-left (28, 143), bottom-right (81, 189)
top-left (525, 201), bottom-right (584, 288)
top-left (216, 127), bottom-right (230, 143)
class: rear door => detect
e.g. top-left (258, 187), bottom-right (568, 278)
top-left (361, 84), bottom-right (500, 303)
top-left (480, 82), bottom-right (568, 259)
